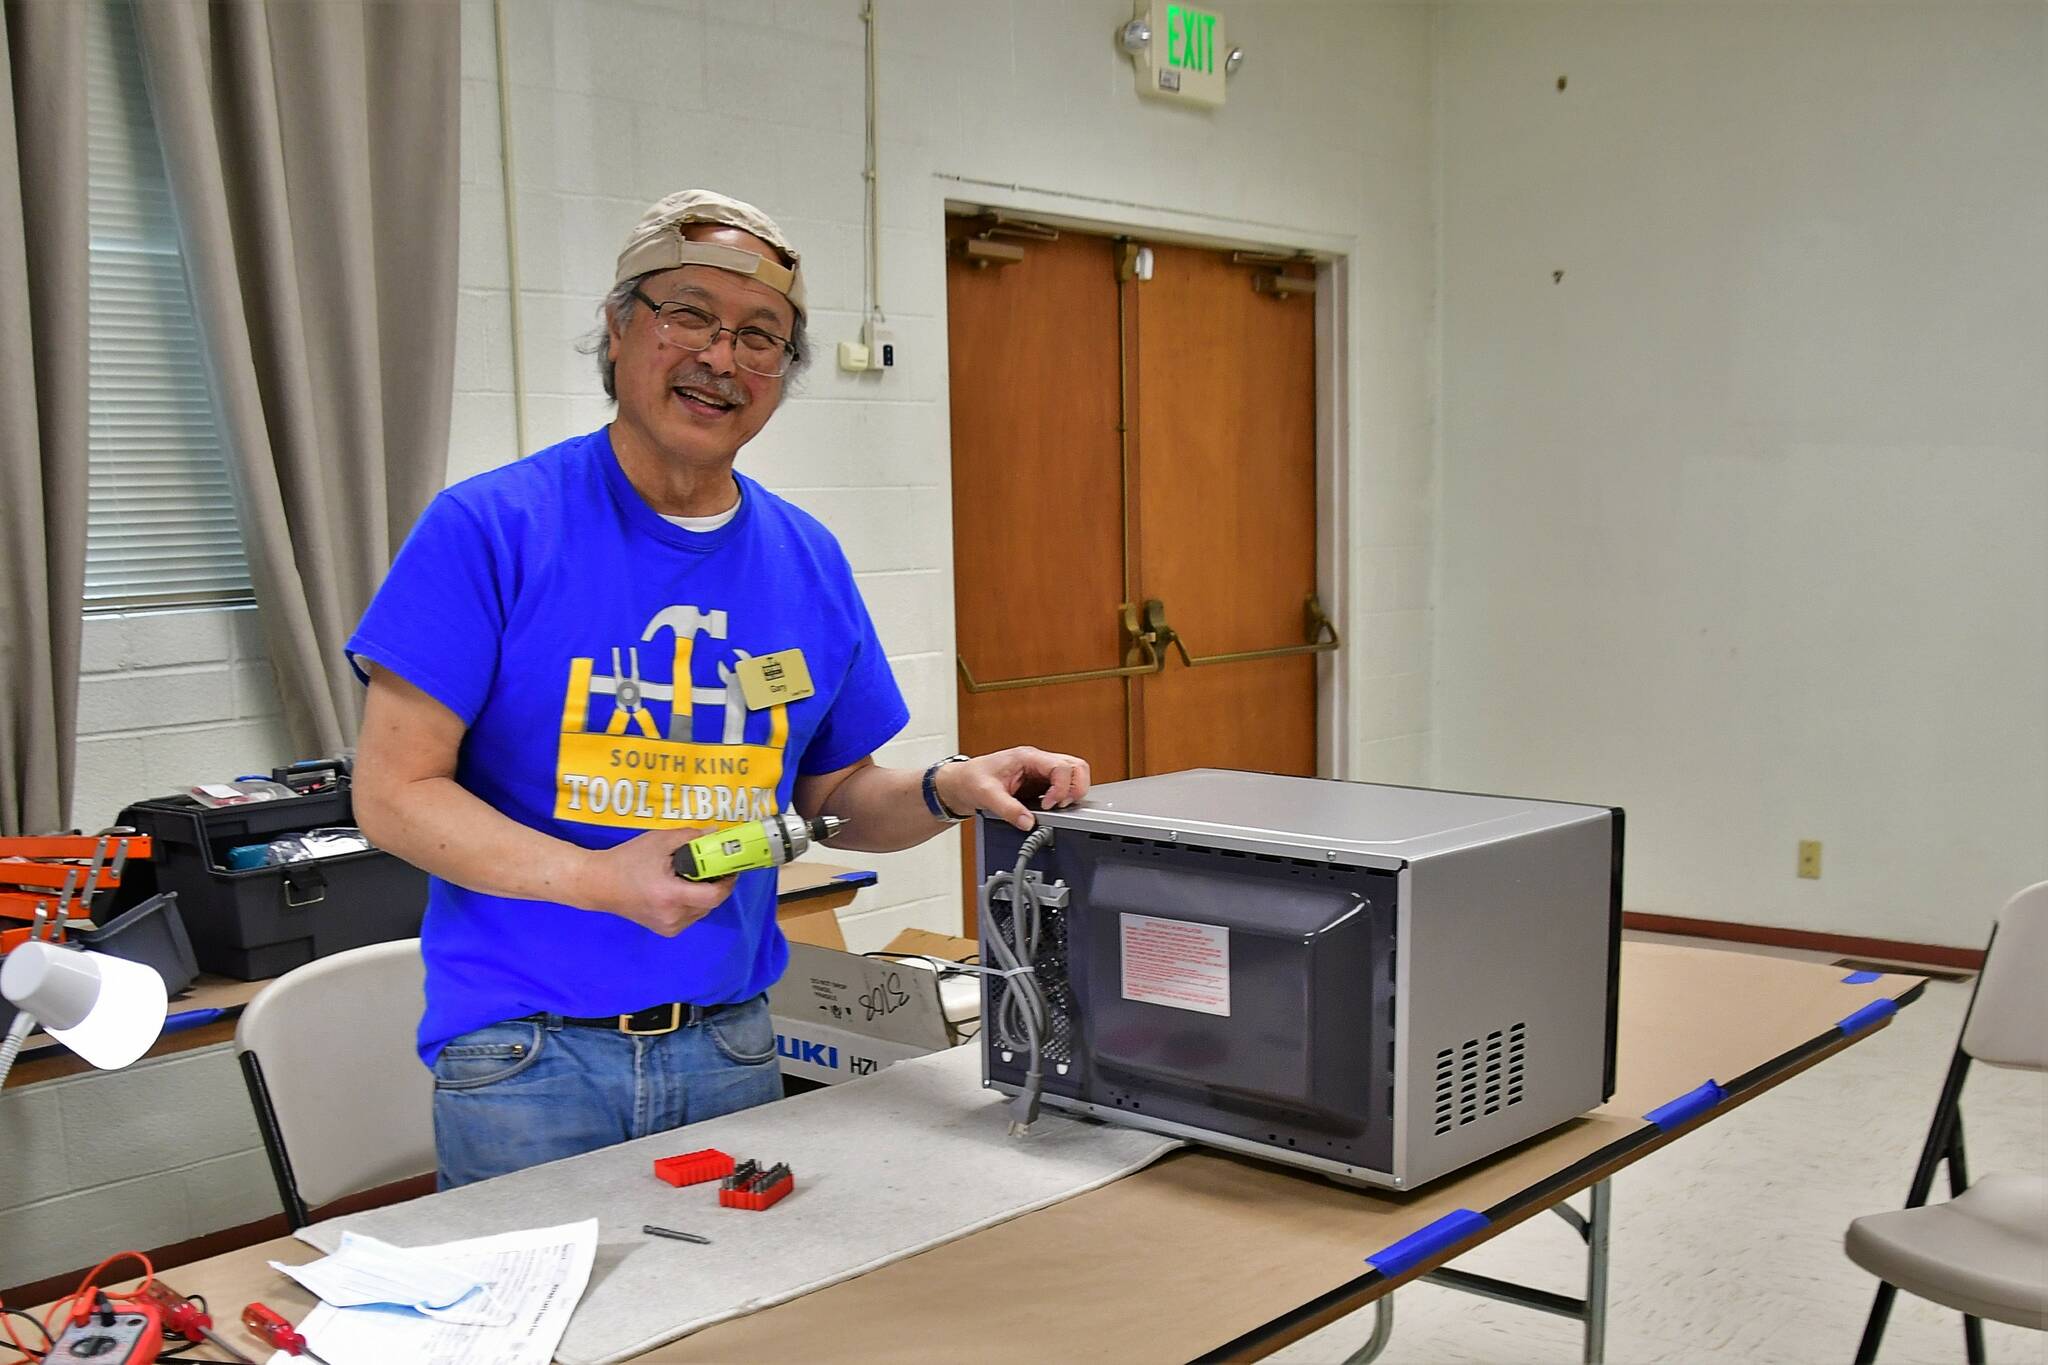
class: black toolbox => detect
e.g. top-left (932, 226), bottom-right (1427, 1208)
top-left (106, 768), bottom-right (427, 980)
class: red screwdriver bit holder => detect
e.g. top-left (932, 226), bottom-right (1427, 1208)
top-left (653, 1148), bottom-right (735, 1188)
top-left (718, 1162), bottom-right (796, 1211)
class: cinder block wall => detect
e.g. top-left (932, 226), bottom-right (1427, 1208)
top-left (71, 609), bottom-right (292, 832)
top-left (0, 1047), bottom-right (276, 1289)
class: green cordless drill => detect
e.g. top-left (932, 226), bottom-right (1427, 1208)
top-left (671, 812), bottom-right (846, 881)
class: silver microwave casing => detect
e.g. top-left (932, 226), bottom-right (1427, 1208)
top-left (978, 769), bottom-right (1622, 1190)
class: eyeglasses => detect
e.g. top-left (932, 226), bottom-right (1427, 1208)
top-left (631, 288), bottom-right (796, 378)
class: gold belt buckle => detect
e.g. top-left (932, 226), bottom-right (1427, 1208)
top-left (620, 1003), bottom-right (683, 1035)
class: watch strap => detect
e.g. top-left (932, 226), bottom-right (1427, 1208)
top-left (922, 754), bottom-right (971, 821)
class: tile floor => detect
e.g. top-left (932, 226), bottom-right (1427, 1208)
top-left (1270, 937), bottom-right (2048, 1365)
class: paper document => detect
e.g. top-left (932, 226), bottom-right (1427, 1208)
top-left (271, 1218), bottom-right (597, 1365)
top-left (270, 1229), bottom-right (507, 1323)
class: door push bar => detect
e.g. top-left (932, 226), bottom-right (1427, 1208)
top-left (956, 594), bottom-right (1340, 694)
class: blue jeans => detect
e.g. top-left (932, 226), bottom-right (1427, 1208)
top-left (430, 995), bottom-right (783, 1188)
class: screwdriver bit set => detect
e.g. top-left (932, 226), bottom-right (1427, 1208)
top-left (718, 1159), bottom-right (796, 1211)
top-left (651, 1146), bottom-right (797, 1210)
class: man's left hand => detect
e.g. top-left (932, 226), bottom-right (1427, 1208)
top-left (935, 746), bottom-right (1092, 830)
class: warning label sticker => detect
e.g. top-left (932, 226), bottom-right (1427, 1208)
top-left (1120, 913), bottom-right (1231, 1017)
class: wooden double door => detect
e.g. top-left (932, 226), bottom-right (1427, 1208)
top-left (945, 218), bottom-right (1328, 926)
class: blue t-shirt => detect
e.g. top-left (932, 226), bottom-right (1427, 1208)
top-left (346, 428), bottom-right (909, 1062)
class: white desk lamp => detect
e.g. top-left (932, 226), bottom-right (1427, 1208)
top-left (0, 940), bottom-right (168, 1088)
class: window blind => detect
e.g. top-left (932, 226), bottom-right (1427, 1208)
top-left (83, 0), bottom-right (253, 610)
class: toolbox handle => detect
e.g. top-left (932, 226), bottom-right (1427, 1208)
top-left (282, 863), bottom-right (328, 908)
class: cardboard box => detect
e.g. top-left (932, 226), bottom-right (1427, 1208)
top-left (769, 929), bottom-right (979, 1085)
top-left (772, 861), bottom-right (877, 951)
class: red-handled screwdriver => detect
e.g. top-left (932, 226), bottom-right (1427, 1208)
top-left (133, 1282), bottom-right (256, 1363)
top-left (241, 1302), bottom-right (331, 1364)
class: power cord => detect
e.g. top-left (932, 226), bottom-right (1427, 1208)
top-left (978, 826), bottom-right (1055, 1134)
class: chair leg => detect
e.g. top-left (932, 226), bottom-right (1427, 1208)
top-left (1946, 1111), bottom-right (1971, 1197)
top-left (1904, 1050), bottom-right (1973, 1211)
top-left (1855, 1282), bottom-right (1897, 1365)
top-left (1853, 970), bottom-right (1990, 1365)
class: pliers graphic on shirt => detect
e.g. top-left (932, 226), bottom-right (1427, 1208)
top-left (604, 646), bottom-right (661, 737)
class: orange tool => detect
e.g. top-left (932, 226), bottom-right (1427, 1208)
top-left (0, 835), bottom-right (152, 861)
top-left (0, 860), bottom-right (123, 893)
top-left (242, 1302), bottom-right (330, 1363)
top-left (1, 890), bottom-right (75, 925)
top-left (1, 919), bottom-right (64, 952)
top-left (134, 1282), bottom-right (255, 1364)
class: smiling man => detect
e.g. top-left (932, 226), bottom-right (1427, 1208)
top-left (346, 191), bottom-right (1089, 1187)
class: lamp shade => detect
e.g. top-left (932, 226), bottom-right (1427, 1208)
top-left (1, 942), bottom-right (167, 1069)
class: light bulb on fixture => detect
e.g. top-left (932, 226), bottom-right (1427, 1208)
top-left (1119, 18), bottom-right (1151, 56)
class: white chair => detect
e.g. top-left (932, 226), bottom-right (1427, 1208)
top-left (235, 938), bottom-right (434, 1228)
top-left (1848, 881), bottom-right (2048, 1361)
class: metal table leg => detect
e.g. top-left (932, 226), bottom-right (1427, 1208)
top-left (1585, 1178), bottom-right (1611, 1364)
top-left (1341, 1295), bottom-right (1395, 1365)
top-left (1418, 1178), bottom-right (1613, 1364)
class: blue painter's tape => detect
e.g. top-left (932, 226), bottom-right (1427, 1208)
top-left (1366, 1208), bottom-right (1490, 1276)
top-left (1841, 970), bottom-right (1882, 984)
top-left (1644, 1079), bottom-right (1725, 1130)
top-left (1838, 998), bottom-right (1898, 1035)
top-left (831, 871), bottom-right (878, 887)
top-left (162, 1008), bottom-right (223, 1034)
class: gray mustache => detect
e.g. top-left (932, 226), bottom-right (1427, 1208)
top-left (670, 366), bottom-right (747, 407)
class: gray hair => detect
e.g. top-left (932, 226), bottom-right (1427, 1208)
top-left (582, 272), bottom-right (811, 400)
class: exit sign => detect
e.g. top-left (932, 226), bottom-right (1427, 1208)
top-left (1165, 4), bottom-right (1219, 75)
top-left (1129, 1), bottom-right (1228, 108)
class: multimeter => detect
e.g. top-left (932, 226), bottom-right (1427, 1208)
top-left (47, 1305), bottom-right (162, 1364)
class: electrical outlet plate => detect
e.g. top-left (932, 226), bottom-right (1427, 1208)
top-left (837, 340), bottom-right (870, 373)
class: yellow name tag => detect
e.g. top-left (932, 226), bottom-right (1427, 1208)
top-left (736, 648), bottom-right (816, 710)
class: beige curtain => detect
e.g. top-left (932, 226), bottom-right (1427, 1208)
top-left (135, 0), bottom-right (459, 754)
top-left (0, 1), bottom-right (87, 836)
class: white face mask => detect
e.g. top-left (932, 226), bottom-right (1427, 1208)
top-left (271, 1230), bottom-right (512, 1325)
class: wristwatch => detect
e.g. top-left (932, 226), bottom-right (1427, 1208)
top-left (922, 754), bottom-right (971, 822)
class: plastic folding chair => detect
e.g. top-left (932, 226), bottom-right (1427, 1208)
top-left (1848, 881), bottom-right (2048, 1361)
top-left (236, 937), bottom-right (434, 1228)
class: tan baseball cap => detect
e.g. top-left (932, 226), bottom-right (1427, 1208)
top-left (614, 189), bottom-right (805, 316)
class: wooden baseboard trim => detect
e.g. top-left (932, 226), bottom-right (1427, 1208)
top-left (3, 1173), bottom-right (435, 1310)
top-left (1623, 912), bottom-right (1984, 972)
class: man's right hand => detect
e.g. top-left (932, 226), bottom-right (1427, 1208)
top-left (579, 828), bottom-right (737, 937)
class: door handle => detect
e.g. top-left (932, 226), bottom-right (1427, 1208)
top-left (956, 602), bottom-right (1167, 694)
top-left (1144, 593), bottom-right (1341, 668)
